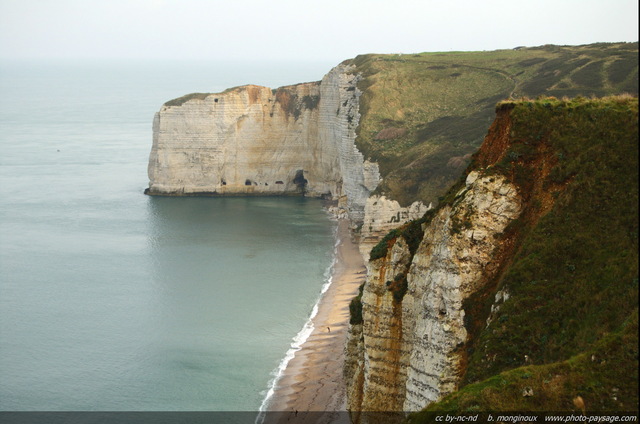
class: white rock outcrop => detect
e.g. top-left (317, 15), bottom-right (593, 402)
top-left (345, 170), bottom-right (523, 414)
top-left (402, 171), bottom-right (521, 409)
top-left (147, 64), bottom-right (380, 224)
top-left (359, 195), bottom-right (432, 259)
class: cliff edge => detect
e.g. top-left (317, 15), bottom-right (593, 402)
top-left (345, 96), bottom-right (638, 418)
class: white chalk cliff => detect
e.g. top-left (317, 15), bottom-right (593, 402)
top-left (147, 64), bottom-right (428, 232)
top-left (344, 170), bottom-right (523, 416)
top-left (148, 64), bottom-right (378, 224)
top-left (359, 195), bottom-right (432, 259)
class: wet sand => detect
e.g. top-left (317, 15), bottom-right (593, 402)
top-left (264, 218), bottom-right (366, 424)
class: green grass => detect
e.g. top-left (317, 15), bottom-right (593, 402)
top-left (349, 283), bottom-right (365, 325)
top-left (163, 92), bottom-right (211, 107)
top-left (408, 310), bottom-right (638, 419)
top-left (405, 96), bottom-right (639, 416)
top-left (369, 209), bottom-right (434, 261)
top-left (464, 95), bottom-right (638, 380)
top-left (347, 43), bottom-right (638, 207)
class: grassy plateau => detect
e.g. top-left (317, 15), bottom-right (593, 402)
top-left (346, 42), bottom-right (638, 206)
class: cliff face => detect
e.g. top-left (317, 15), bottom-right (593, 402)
top-left (359, 195), bottom-right (432, 259)
top-left (147, 64), bottom-right (390, 225)
top-left (147, 82), bottom-right (329, 196)
top-left (402, 170), bottom-right (521, 410)
top-left (345, 168), bottom-right (522, 413)
top-left (345, 96), bottom-right (639, 415)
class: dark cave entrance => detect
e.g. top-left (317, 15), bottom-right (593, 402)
top-left (293, 169), bottom-right (308, 194)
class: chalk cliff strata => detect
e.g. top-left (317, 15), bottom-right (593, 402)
top-left (359, 195), bottom-right (431, 259)
top-left (147, 64), bottom-right (385, 225)
top-left (345, 169), bottom-right (522, 414)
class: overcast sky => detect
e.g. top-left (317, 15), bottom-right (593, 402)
top-left (0, 0), bottom-right (638, 62)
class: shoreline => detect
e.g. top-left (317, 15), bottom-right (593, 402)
top-left (263, 218), bottom-right (366, 424)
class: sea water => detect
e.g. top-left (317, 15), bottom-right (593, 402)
top-left (0, 59), bottom-right (337, 411)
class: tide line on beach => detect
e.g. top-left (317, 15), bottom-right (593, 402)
top-left (258, 218), bottom-right (366, 423)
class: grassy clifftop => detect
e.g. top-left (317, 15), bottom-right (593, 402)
top-left (347, 42), bottom-right (638, 206)
top-left (408, 96), bottom-right (638, 417)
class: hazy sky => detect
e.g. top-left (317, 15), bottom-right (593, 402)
top-left (0, 0), bottom-right (638, 62)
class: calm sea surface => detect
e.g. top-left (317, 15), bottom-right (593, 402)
top-left (0, 59), bottom-right (337, 411)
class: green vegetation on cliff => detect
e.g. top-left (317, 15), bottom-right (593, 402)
top-left (347, 42), bottom-right (638, 206)
top-left (163, 92), bottom-right (211, 107)
top-left (411, 311), bottom-right (638, 417)
top-left (408, 96), bottom-right (638, 417)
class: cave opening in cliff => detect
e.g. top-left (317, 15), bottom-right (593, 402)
top-left (293, 170), bottom-right (308, 194)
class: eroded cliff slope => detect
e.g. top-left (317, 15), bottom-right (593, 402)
top-left (345, 96), bottom-right (639, 417)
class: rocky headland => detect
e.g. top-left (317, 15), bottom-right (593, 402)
top-left (146, 43), bottom-right (638, 419)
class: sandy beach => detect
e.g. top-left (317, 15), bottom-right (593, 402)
top-left (263, 218), bottom-right (366, 424)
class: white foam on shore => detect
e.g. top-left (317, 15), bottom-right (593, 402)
top-left (255, 219), bottom-right (341, 423)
